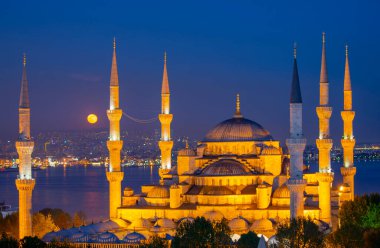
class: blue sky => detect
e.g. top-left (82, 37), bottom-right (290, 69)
top-left (0, 0), bottom-right (379, 143)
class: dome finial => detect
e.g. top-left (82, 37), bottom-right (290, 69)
top-left (234, 93), bottom-right (242, 117)
top-left (185, 139), bottom-right (189, 149)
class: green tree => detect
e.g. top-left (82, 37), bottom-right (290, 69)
top-left (237, 231), bottom-right (260, 248)
top-left (172, 217), bottom-right (231, 248)
top-left (20, 236), bottom-right (46, 248)
top-left (274, 217), bottom-right (324, 248)
top-left (33, 213), bottom-right (60, 238)
top-left (327, 193), bottom-right (380, 248)
top-left (0, 232), bottom-right (18, 248)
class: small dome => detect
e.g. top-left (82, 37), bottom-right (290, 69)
top-left (129, 218), bottom-right (152, 230)
top-left (228, 217), bottom-right (249, 231)
top-left (204, 117), bottom-right (273, 142)
top-left (273, 184), bottom-right (290, 198)
top-left (204, 210), bottom-right (224, 221)
top-left (178, 146), bottom-right (196, 156)
top-left (261, 145), bottom-right (281, 155)
top-left (123, 232), bottom-right (146, 244)
top-left (124, 187), bottom-right (134, 197)
top-left (201, 159), bottom-right (251, 176)
top-left (250, 219), bottom-right (273, 231)
top-left (147, 186), bottom-right (169, 198)
top-left (94, 232), bottom-right (119, 243)
top-left (155, 218), bottom-right (176, 229)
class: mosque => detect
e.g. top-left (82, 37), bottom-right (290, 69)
top-left (16, 33), bottom-right (356, 244)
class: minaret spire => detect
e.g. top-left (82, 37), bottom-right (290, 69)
top-left (19, 53), bottom-right (30, 109)
top-left (161, 51), bottom-right (170, 95)
top-left (320, 32), bottom-right (328, 85)
top-left (344, 45), bottom-right (352, 93)
top-left (110, 37), bottom-right (119, 87)
top-left (290, 44), bottom-right (302, 104)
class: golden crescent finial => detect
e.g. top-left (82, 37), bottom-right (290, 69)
top-left (23, 53), bottom-right (26, 66)
top-left (236, 93), bottom-right (241, 115)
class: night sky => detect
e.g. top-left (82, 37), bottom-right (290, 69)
top-left (0, 0), bottom-right (379, 144)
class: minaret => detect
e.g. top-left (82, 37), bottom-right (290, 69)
top-left (340, 45), bottom-right (356, 200)
top-left (158, 52), bottom-right (173, 182)
top-left (106, 38), bottom-right (124, 219)
top-left (15, 54), bottom-right (35, 238)
top-left (286, 45), bottom-right (307, 219)
top-left (315, 33), bottom-right (334, 225)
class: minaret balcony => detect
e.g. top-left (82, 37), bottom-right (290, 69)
top-left (316, 106), bottom-right (332, 119)
top-left (341, 111), bottom-right (355, 121)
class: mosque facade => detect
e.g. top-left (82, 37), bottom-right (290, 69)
top-left (105, 33), bottom-right (355, 240)
top-left (38, 33), bottom-right (356, 243)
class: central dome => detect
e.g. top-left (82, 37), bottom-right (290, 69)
top-left (204, 117), bottom-right (273, 142)
top-left (201, 159), bottom-right (251, 176)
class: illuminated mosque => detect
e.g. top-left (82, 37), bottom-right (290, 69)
top-left (17, 33), bottom-right (356, 243)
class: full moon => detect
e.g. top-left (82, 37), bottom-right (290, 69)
top-left (87, 114), bottom-right (98, 124)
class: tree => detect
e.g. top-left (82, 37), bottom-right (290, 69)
top-left (363, 229), bottom-right (380, 248)
top-left (72, 211), bottom-right (86, 227)
top-left (237, 231), bottom-right (260, 248)
top-left (327, 193), bottom-right (380, 248)
top-left (0, 212), bottom-right (19, 238)
top-left (172, 217), bottom-right (231, 248)
top-left (39, 208), bottom-right (72, 229)
top-left (33, 213), bottom-right (60, 238)
top-left (20, 236), bottom-right (46, 248)
top-left (141, 235), bottom-right (168, 248)
top-left (274, 217), bottom-right (324, 248)
top-left (0, 232), bottom-right (18, 248)
top-left (213, 218), bottom-right (231, 246)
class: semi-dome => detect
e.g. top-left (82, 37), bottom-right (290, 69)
top-left (204, 210), bottom-right (224, 221)
top-left (261, 145), bottom-right (281, 155)
top-left (250, 219), bottom-right (273, 231)
top-left (128, 218), bottom-right (152, 230)
top-left (155, 218), bottom-right (176, 229)
top-left (228, 217), bottom-right (250, 231)
top-left (201, 159), bottom-right (251, 176)
top-left (204, 117), bottom-right (273, 142)
top-left (273, 184), bottom-right (290, 198)
top-left (147, 186), bottom-right (169, 198)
